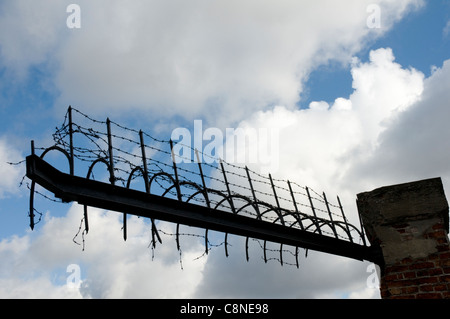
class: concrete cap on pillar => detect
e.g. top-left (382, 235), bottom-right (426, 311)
top-left (357, 178), bottom-right (449, 264)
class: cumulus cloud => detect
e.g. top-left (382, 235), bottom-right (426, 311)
top-left (227, 48), bottom-right (424, 191)
top-left (0, 1), bottom-right (67, 79)
top-left (2, 46), bottom-right (446, 299)
top-left (1, 0), bottom-right (440, 299)
top-left (0, 0), bottom-right (424, 125)
top-left (443, 20), bottom-right (450, 37)
top-left (0, 137), bottom-right (24, 198)
top-left (0, 204), bottom-right (207, 298)
top-left (347, 58), bottom-right (450, 189)
top-left (192, 47), bottom-right (437, 299)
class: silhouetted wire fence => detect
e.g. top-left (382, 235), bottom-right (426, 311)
top-left (28, 106), bottom-right (367, 267)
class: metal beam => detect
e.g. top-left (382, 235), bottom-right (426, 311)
top-left (26, 154), bottom-right (382, 264)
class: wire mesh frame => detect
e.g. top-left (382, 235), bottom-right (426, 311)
top-left (29, 106), bottom-right (368, 264)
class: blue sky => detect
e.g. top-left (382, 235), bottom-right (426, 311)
top-left (0, 0), bottom-right (450, 299)
top-left (303, 0), bottom-right (450, 107)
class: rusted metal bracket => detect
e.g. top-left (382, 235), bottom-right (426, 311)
top-left (26, 154), bottom-right (382, 264)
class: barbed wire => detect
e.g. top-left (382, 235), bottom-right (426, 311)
top-left (27, 106), bottom-right (367, 265)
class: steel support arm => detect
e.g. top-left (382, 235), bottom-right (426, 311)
top-left (26, 155), bottom-right (381, 264)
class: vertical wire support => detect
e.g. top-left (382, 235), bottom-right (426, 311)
top-left (68, 106), bottom-right (74, 176)
top-left (356, 199), bottom-right (368, 246)
top-left (195, 149), bottom-right (210, 255)
top-left (106, 118), bottom-right (115, 186)
top-left (107, 118), bottom-right (123, 240)
top-left (269, 174), bottom-right (285, 226)
top-left (337, 195), bottom-right (353, 243)
top-left (245, 166), bottom-right (261, 220)
top-left (140, 130), bottom-right (162, 246)
top-left (169, 139), bottom-right (182, 251)
top-left (287, 180), bottom-right (304, 230)
top-left (263, 241), bottom-right (267, 263)
top-left (220, 160), bottom-right (236, 214)
top-left (279, 244), bottom-right (284, 266)
top-left (29, 141), bottom-right (35, 230)
top-left (245, 166), bottom-right (260, 261)
top-left (169, 139), bottom-right (182, 201)
top-left (220, 160), bottom-right (236, 257)
top-left (269, 174), bottom-right (285, 265)
top-left (323, 192), bottom-right (338, 239)
top-left (245, 237), bottom-right (250, 262)
top-left (69, 106), bottom-right (88, 234)
top-left (305, 186), bottom-right (321, 235)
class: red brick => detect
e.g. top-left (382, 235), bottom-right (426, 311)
top-left (432, 223), bottom-right (445, 230)
top-left (387, 287), bottom-right (403, 295)
top-left (386, 265), bottom-right (409, 273)
top-left (438, 252), bottom-right (450, 260)
top-left (384, 274), bottom-right (399, 281)
top-left (409, 262), bottom-right (435, 270)
top-left (403, 271), bottom-right (416, 279)
top-left (433, 284), bottom-right (447, 291)
top-left (403, 286), bottom-right (419, 294)
top-left (418, 277), bottom-right (438, 284)
top-left (417, 293), bottom-right (443, 299)
top-left (427, 230), bottom-right (447, 239)
top-left (429, 268), bottom-right (443, 276)
top-left (416, 269), bottom-right (430, 277)
top-left (419, 284), bottom-right (435, 292)
top-left (428, 253), bottom-right (440, 260)
top-left (439, 275), bottom-right (450, 282)
top-left (386, 280), bottom-right (415, 288)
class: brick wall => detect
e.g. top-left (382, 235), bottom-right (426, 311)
top-left (380, 220), bottom-right (450, 299)
top-left (357, 178), bottom-right (450, 299)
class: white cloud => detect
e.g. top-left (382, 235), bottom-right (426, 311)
top-left (0, 0), bottom-right (437, 299)
top-left (0, 137), bottom-right (24, 198)
top-left (0, 0), bottom-right (424, 125)
top-left (2, 46), bottom-right (444, 299)
top-left (443, 20), bottom-right (450, 37)
top-left (226, 48), bottom-right (424, 190)
top-left (0, 0), bottom-right (67, 80)
top-left (0, 204), bottom-right (207, 298)
top-left (346, 58), bottom-right (450, 189)
top-left (192, 47), bottom-right (430, 299)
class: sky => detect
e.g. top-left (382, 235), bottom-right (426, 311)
top-left (0, 0), bottom-right (450, 299)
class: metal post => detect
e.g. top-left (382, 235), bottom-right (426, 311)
top-left (306, 186), bottom-right (321, 235)
top-left (220, 160), bottom-right (235, 257)
top-left (323, 192), bottom-right (338, 238)
top-left (68, 106), bottom-right (74, 176)
top-left (337, 196), bottom-right (353, 243)
top-left (195, 149), bottom-right (210, 255)
top-left (140, 130), bottom-right (162, 245)
top-left (106, 118), bottom-right (115, 185)
top-left (269, 174), bottom-right (285, 226)
top-left (220, 160), bottom-right (236, 214)
top-left (245, 167), bottom-right (261, 220)
top-left (356, 199), bottom-right (368, 246)
top-left (287, 180), bottom-right (304, 230)
top-left (29, 140), bottom-right (35, 230)
top-left (170, 139), bottom-right (182, 251)
top-left (169, 139), bottom-right (182, 201)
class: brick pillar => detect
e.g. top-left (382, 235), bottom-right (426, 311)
top-left (357, 178), bottom-right (450, 299)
